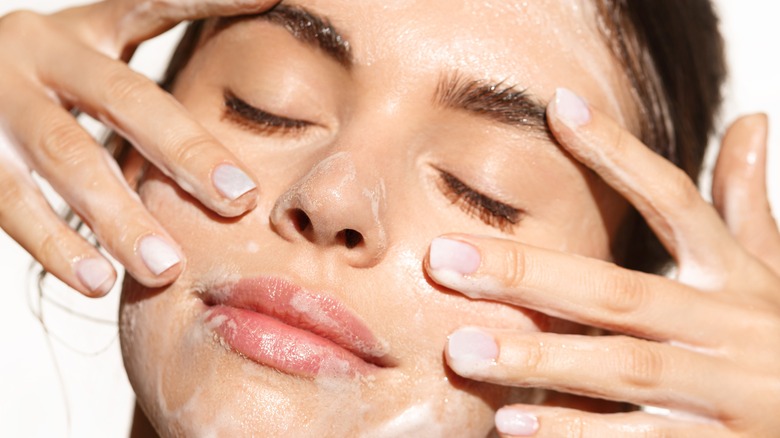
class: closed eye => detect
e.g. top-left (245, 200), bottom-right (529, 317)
top-left (436, 170), bottom-right (522, 232)
top-left (222, 90), bottom-right (312, 135)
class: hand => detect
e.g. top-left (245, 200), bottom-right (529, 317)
top-left (425, 88), bottom-right (780, 436)
top-left (0, 0), bottom-right (278, 297)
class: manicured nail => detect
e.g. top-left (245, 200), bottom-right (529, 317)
top-left (213, 164), bottom-right (256, 201)
top-left (74, 258), bottom-right (115, 296)
top-left (448, 327), bottom-right (498, 370)
top-left (495, 407), bottom-right (539, 436)
top-left (554, 87), bottom-right (591, 128)
top-left (430, 238), bottom-right (480, 275)
top-left (138, 235), bottom-right (181, 275)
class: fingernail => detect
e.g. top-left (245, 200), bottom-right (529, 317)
top-left (495, 407), bottom-right (539, 436)
top-left (138, 235), bottom-right (181, 276)
top-left (430, 238), bottom-right (480, 275)
top-left (448, 327), bottom-right (498, 369)
top-left (74, 258), bottom-right (115, 296)
top-left (213, 164), bottom-right (256, 201)
top-left (554, 87), bottom-right (591, 128)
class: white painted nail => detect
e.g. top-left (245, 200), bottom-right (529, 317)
top-left (495, 407), bottom-right (539, 436)
top-left (74, 258), bottom-right (115, 296)
top-left (447, 327), bottom-right (498, 372)
top-left (429, 237), bottom-right (481, 275)
top-left (554, 87), bottom-right (591, 128)
top-left (212, 164), bottom-right (256, 201)
top-left (138, 235), bottom-right (181, 276)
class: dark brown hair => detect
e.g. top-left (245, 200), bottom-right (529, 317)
top-left (148, 1), bottom-right (727, 273)
top-left (594, 0), bottom-right (726, 271)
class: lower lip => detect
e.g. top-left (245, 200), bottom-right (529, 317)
top-left (206, 305), bottom-right (375, 377)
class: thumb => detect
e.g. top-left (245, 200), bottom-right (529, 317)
top-left (712, 113), bottom-right (780, 273)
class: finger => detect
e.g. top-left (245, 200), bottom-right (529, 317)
top-left (86, 0), bottom-right (280, 55)
top-left (713, 114), bottom-right (780, 273)
top-left (547, 88), bottom-right (740, 286)
top-left (426, 236), bottom-right (742, 347)
top-left (446, 329), bottom-right (745, 419)
top-left (5, 85), bottom-right (184, 287)
top-left (40, 37), bottom-right (258, 218)
top-left (0, 156), bottom-right (116, 297)
top-left (492, 405), bottom-right (730, 438)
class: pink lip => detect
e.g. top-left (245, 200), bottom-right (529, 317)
top-left (201, 277), bottom-right (394, 377)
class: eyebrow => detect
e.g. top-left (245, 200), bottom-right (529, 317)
top-left (434, 73), bottom-right (550, 136)
top-left (215, 8), bottom-right (547, 135)
top-left (214, 4), bottom-right (353, 68)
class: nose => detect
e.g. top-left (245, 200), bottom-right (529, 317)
top-left (269, 152), bottom-right (388, 267)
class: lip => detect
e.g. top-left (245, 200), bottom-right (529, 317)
top-left (201, 276), bottom-right (394, 377)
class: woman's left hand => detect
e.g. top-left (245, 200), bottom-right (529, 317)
top-left (425, 88), bottom-right (780, 437)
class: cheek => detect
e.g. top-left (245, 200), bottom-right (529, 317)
top-left (119, 278), bottom-right (201, 431)
top-left (520, 157), bottom-right (628, 260)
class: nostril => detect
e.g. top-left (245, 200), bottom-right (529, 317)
top-left (291, 209), bottom-right (311, 233)
top-left (338, 229), bottom-right (364, 249)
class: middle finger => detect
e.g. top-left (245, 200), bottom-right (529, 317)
top-left (547, 88), bottom-right (742, 288)
top-left (425, 235), bottom-right (750, 349)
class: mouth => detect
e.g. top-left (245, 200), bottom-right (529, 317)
top-left (200, 276), bottom-right (395, 377)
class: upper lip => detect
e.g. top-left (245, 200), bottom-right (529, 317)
top-left (200, 276), bottom-right (396, 368)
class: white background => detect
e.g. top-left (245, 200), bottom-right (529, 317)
top-left (0, 1), bottom-right (778, 436)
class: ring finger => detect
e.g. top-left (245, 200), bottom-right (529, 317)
top-left (446, 328), bottom-right (746, 420)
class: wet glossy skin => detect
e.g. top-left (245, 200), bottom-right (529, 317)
top-left (119, 0), bottom-right (634, 435)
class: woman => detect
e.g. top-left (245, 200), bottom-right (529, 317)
top-left (0, 0), bottom-right (778, 436)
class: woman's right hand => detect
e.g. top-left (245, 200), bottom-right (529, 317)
top-left (0, 0), bottom-right (278, 297)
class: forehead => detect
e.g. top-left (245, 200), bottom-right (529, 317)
top-left (285, 0), bottom-right (632, 125)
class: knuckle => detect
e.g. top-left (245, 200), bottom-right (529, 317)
top-left (102, 65), bottom-right (157, 105)
top-left (164, 132), bottom-right (215, 171)
top-left (502, 245), bottom-right (526, 288)
top-left (38, 117), bottom-right (91, 166)
top-left (598, 267), bottom-right (648, 315)
top-left (563, 415), bottom-right (585, 438)
top-left (35, 229), bottom-right (66, 265)
top-left (616, 339), bottom-right (664, 388)
top-left (601, 120), bottom-right (629, 158)
top-left (0, 178), bottom-right (28, 222)
top-left (520, 337), bottom-right (545, 373)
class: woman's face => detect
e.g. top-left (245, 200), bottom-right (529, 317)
top-left (120, 0), bottom-right (633, 435)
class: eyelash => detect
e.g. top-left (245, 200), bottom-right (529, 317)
top-left (222, 91), bottom-right (519, 231)
top-left (223, 91), bottom-right (312, 135)
top-left (437, 170), bottom-right (522, 232)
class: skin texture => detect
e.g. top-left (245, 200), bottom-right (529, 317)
top-left (117, 0), bottom-right (635, 435)
top-left (430, 107), bottom-right (780, 436)
top-left (1, 0), bottom-right (778, 437)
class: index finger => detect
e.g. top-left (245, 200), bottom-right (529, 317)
top-left (547, 88), bottom-right (743, 288)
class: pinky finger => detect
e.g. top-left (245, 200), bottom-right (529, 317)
top-left (0, 164), bottom-right (115, 297)
top-left (494, 406), bottom-right (730, 438)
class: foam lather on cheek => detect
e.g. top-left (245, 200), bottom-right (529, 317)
top-left (361, 178), bottom-right (388, 249)
top-left (429, 268), bottom-right (505, 299)
top-left (365, 403), bottom-right (444, 438)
